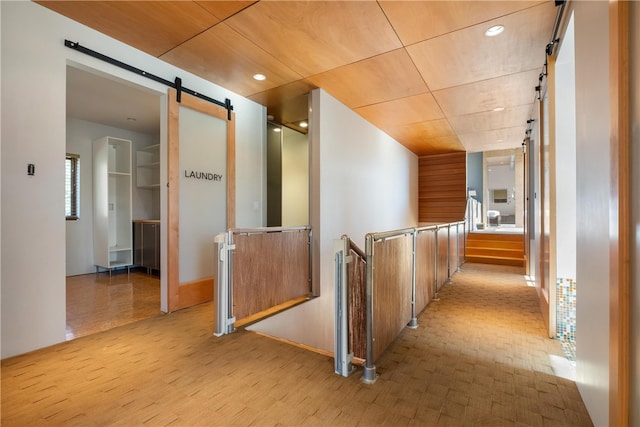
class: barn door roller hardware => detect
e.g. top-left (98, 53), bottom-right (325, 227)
top-left (64, 40), bottom-right (234, 120)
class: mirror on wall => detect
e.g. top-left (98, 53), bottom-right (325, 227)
top-left (266, 121), bottom-right (309, 227)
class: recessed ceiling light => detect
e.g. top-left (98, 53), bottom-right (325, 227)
top-left (485, 25), bottom-right (505, 37)
top-left (492, 106), bottom-right (505, 112)
top-left (299, 121), bottom-right (308, 128)
top-left (253, 73), bottom-right (266, 81)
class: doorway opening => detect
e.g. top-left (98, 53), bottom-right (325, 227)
top-left (483, 149), bottom-right (525, 233)
top-left (65, 65), bottom-right (163, 339)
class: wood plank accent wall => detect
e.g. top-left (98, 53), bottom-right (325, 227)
top-left (419, 152), bottom-right (467, 223)
top-left (232, 230), bottom-right (310, 321)
top-left (372, 235), bottom-right (413, 361)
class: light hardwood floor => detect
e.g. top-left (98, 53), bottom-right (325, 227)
top-left (3, 264), bottom-right (592, 426)
top-left (66, 269), bottom-right (161, 340)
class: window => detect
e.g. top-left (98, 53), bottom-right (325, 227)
top-left (65, 153), bottom-right (80, 220)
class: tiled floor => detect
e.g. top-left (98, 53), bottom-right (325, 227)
top-left (2, 263), bottom-right (592, 426)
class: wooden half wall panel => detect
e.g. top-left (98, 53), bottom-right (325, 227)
top-left (419, 151), bottom-right (467, 223)
top-left (415, 229), bottom-right (436, 314)
top-left (347, 247), bottom-right (367, 360)
top-left (232, 230), bottom-right (310, 321)
top-left (372, 235), bottom-right (413, 361)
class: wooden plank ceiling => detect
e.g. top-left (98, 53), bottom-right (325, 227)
top-left (38, 0), bottom-right (558, 155)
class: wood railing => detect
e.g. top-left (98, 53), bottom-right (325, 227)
top-left (415, 228), bottom-right (437, 312)
top-left (214, 226), bottom-right (312, 335)
top-left (334, 221), bottom-right (466, 380)
top-left (345, 237), bottom-right (367, 361)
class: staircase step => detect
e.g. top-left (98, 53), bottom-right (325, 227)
top-left (465, 255), bottom-right (525, 268)
top-left (465, 248), bottom-right (524, 258)
top-left (467, 232), bottom-right (523, 242)
top-left (465, 232), bottom-right (525, 268)
top-left (466, 240), bottom-right (523, 250)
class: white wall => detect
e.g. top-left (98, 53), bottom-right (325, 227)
top-left (2, 1), bottom-right (68, 356)
top-left (1, 1), bottom-right (265, 358)
top-left (247, 89), bottom-right (418, 352)
top-left (630, 1), bottom-right (640, 424)
top-left (569, 3), bottom-right (611, 426)
top-left (66, 118), bottom-right (157, 276)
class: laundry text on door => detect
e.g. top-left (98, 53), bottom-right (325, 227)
top-left (184, 170), bottom-right (223, 181)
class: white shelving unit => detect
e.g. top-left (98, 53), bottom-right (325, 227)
top-left (136, 143), bottom-right (160, 189)
top-left (93, 136), bottom-right (133, 274)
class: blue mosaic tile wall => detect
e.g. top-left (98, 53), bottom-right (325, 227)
top-left (556, 277), bottom-right (576, 360)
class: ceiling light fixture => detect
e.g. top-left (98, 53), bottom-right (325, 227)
top-left (492, 106), bottom-right (505, 112)
top-left (273, 127), bottom-right (281, 133)
top-left (485, 25), bottom-right (505, 37)
top-left (253, 73), bottom-right (266, 81)
top-left (299, 121), bottom-right (308, 128)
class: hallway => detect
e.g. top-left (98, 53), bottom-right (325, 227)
top-left (1, 263), bottom-right (592, 426)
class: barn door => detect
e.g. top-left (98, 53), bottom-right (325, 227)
top-left (167, 89), bottom-right (235, 311)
